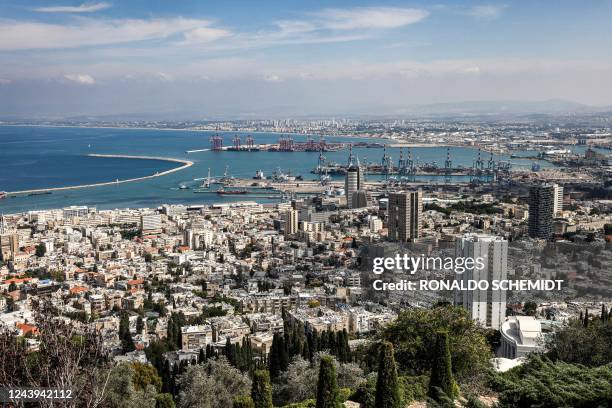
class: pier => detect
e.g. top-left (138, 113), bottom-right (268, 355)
top-left (6, 154), bottom-right (194, 197)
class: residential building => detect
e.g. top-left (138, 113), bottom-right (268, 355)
top-left (454, 233), bottom-right (508, 329)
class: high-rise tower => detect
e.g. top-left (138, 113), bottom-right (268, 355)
top-left (387, 190), bottom-right (422, 242)
top-left (345, 145), bottom-right (363, 208)
top-left (528, 184), bottom-right (555, 239)
top-left (454, 233), bottom-right (508, 329)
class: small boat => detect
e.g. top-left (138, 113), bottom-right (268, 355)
top-left (253, 170), bottom-right (266, 180)
top-left (0, 191), bottom-right (7, 199)
top-left (179, 184), bottom-right (190, 190)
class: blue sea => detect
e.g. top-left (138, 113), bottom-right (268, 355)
top-left (0, 125), bottom-right (558, 214)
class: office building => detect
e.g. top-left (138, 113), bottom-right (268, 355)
top-left (141, 214), bottom-right (163, 236)
top-left (183, 229), bottom-right (195, 249)
top-left (351, 190), bottom-right (368, 209)
top-left (0, 214), bottom-right (7, 234)
top-left (63, 205), bottom-right (91, 219)
top-left (368, 216), bottom-right (383, 232)
top-left (387, 190), bottom-right (422, 242)
top-left (0, 233), bottom-right (19, 262)
top-left (284, 209), bottom-right (298, 238)
top-left (454, 233), bottom-right (508, 329)
top-left (345, 147), bottom-right (363, 208)
top-left (528, 184), bottom-right (555, 239)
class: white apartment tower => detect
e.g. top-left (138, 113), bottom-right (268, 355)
top-left (553, 184), bottom-right (564, 215)
top-left (453, 233), bottom-right (508, 329)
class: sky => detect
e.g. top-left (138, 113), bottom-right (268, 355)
top-left (0, 0), bottom-right (611, 118)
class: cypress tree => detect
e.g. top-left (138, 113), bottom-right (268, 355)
top-left (136, 315), bottom-right (144, 333)
top-left (316, 355), bottom-right (341, 408)
top-left (251, 370), bottom-right (273, 408)
top-left (171, 363), bottom-right (179, 396)
top-left (119, 311), bottom-right (135, 352)
top-left (584, 310), bottom-right (589, 327)
top-left (375, 342), bottom-right (401, 408)
top-left (301, 339), bottom-right (310, 361)
top-left (268, 333), bottom-right (282, 379)
top-left (279, 335), bottom-right (289, 372)
top-left (162, 360), bottom-right (172, 394)
top-left (428, 330), bottom-right (456, 402)
top-left (339, 329), bottom-right (351, 362)
top-left (198, 348), bottom-right (206, 364)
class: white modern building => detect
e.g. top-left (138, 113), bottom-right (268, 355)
top-left (141, 214), bottom-right (162, 235)
top-left (454, 233), bottom-right (508, 329)
top-left (499, 316), bottom-right (544, 359)
top-left (553, 184), bottom-right (564, 215)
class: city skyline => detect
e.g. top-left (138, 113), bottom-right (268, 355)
top-left (1, 1), bottom-right (612, 118)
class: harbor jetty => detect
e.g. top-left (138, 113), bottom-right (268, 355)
top-left (6, 154), bottom-right (193, 197)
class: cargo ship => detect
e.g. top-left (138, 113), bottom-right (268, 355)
top-left (216, 189), bottom-right (248, 195)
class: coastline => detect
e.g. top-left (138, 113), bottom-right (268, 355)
top-left (5, 154), bottom-right (193, 197)
top-left (0, 123), bottom-right (393, 142)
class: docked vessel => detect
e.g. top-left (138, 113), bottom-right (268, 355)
top-left (216, 189), bottom-right (248, 195)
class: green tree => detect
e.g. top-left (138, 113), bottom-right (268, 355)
top-left (546, 318), bottom-right (611, 367)
top-left (315, 355), bottom-right (341, 408)
top-left (490, 355), bottom-right (612, 408)
top-left (131, 362), bottom-right (162, 392)
top-left (155, 393), bottom-right (176, 408)
top-left (105, 363), bottom-right (158, 408)
top-left (177, 357), bottom-right (251, 408)
top-left (375, 342), bottom-right (401, 408)
top-left (233, 396), bottom-right (255, 408)
top-left (35, 243), bottom-right (46, 257)
top-left (428, 331), bottom-right (457, 402)
top-left (381, 306), bottom-right (491, 378)
top-left (251, 370), bottom-right (273, 408)
top-left (523, 301), bottom-right (538, 316)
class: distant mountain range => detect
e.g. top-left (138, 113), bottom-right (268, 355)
top-left (2, 99), bottom-right (611, 122)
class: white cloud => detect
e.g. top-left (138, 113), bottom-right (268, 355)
top-left (0, 18), bottom-right (224, 51)
top-left (64, 73), bottom-right (95, 84)
top-left (181, 27), bottom-right (232, 44)
top-left (33, 2), bottom-right (112, 13)
top-left (463, 66), bottom-right (481, 74)
top-left (466, 5), bottom-right (508, 19)
top-left (263, 74), bottom-right (283, 82)
top-left (314, 7), bottom-right (429, 30)
top-left (0, 78), bottom-right (12, 85)
top-left (156, 72), bottom-right (174, 82)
